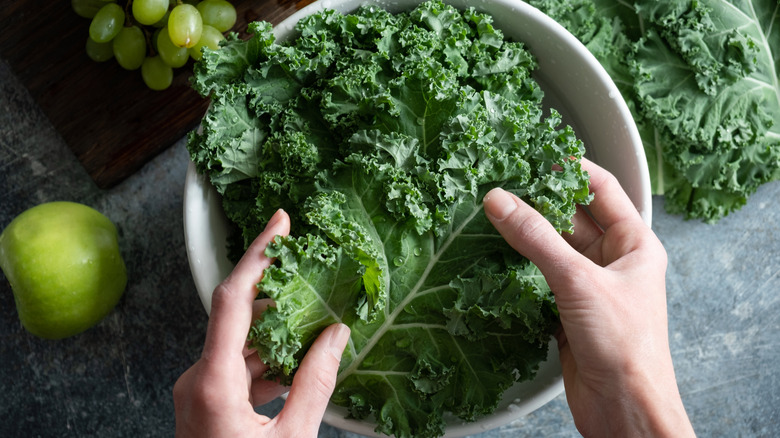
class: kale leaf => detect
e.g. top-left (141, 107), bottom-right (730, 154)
top-left (531, 0), bottom-right (780, 223)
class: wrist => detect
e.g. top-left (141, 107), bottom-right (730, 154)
top-left (599, 358), bottom-right (695, 438)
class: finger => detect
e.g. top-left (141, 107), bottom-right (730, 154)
top-left (202, 209), bottom-right (291, 360)
top-left (246, 350), bottom-right (288, 406)
top-left (483, 188), bottom-right (591, 281)
top-left (580, 158), bottom-right (644, 230)
top-left (252, 297), bottom-right (275, 317)
top-left (246, 353), bottom-right (270, 382)
top-left (250, 378), bottom-right (289, 408)
top-left (563, 204), bottom-right (604, 255)
top-left (276, 323), bottom-right (351, 435)
top-left (221, 210), bottom-right (290, 300)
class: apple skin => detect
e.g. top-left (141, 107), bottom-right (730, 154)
top-left (0, 202), bottom-right (127, 339)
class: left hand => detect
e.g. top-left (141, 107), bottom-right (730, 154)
top-left (173, 209), bottom-right (351, 437)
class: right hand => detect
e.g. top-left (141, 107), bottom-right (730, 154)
top-left (483, 159), bottom-right (695, 437)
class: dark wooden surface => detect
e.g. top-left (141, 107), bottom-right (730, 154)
top-left (0, 0), bottom-right (314, 189)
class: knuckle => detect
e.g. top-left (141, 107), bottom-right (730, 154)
top-left (173, 368), bottom-right (222, 416)
top-left (507, 208), bottom-right (553, 244)
top-left (590, 166), bottom-right (619, 192)
top-left (311, 370), bottom-right (337, 400)
top-left (172, 376), bottom-right (187, 404)
top-left (559, 259), bottom-right (596, 289)
top-left (210, 282), bottom-right (238, 311)
top-left (639, 232), bottom-right (668, 272)
top-left (304, 349), bottom-right (341, 401)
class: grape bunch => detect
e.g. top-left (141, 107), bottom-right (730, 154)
top-left (72, 0), bottom-right (237, 90)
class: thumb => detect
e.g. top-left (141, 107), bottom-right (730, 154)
top-left (483, 188), bottom-right (590, 286)
top-left (277, 323), bottom-right (351, 434)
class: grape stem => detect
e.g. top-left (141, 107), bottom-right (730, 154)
top-left (144, 28), bottom-right (157, 57)
top-left (125, 0), bottom-right (134, 26)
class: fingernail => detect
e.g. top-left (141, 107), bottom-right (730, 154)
top-left (331, 323), bottom-right (351, 346)
top-left (328, 323), bottom-right (351, 359)
top-left (265, 209), bottom-right (285, 230)
top-left (483, 188), bottom-right (518, 220)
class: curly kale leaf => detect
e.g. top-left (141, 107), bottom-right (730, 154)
top-left (188, 2), bottom-right (592, 437)
top-left (532, 0), bottom-right (780, 223)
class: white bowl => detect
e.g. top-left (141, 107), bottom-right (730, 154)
top-left (184, 0), bottom-right (650, 436)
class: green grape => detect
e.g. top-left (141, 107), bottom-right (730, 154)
top-left (141, 56), bottom-right (173, 90)
top-left (132, 0), bottom-right (169, 26)
top-left (168, 4), bottom-right (202, 48)
top-left (189, 25), bottom-right (225, 61)
top-left (89, 3), bottom-right (125, 43)
top-left (113, 26), bottom-right (146, 70)
top-left (85, 37), bottom-right (114, 62)
top-left (196, 0), bottom-right (236, 33)
top-left (157, 27), bottom-right (189, 68)
top-left (72, 0), bottom-right (115, 19)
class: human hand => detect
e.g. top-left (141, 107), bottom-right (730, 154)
top-left (173, 209), bottom-right (351, 438)
top-left (483, 159), bottom-right (694, 437)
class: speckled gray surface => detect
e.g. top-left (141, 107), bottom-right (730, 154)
top-left (1, 56), bottom-right (778, 437)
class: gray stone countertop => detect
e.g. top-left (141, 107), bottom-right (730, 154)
top-left (1, 58), bottom-right (778, 437)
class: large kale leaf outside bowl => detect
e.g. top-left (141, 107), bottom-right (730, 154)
top-left (187, 1), bottom-right (592, 437)
top-left (531, 0), bottom-right (780, 223)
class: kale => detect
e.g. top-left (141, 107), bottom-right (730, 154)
top-left (187, 2), bottom-right (592, 436)
top-left (532, 0), bottom-right (780, 222)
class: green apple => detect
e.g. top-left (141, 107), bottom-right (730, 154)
top-left (0, 201), bottom-right (127, 339)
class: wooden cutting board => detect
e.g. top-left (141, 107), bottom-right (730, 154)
top-left (0, 0), bottom-right (314, 189)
